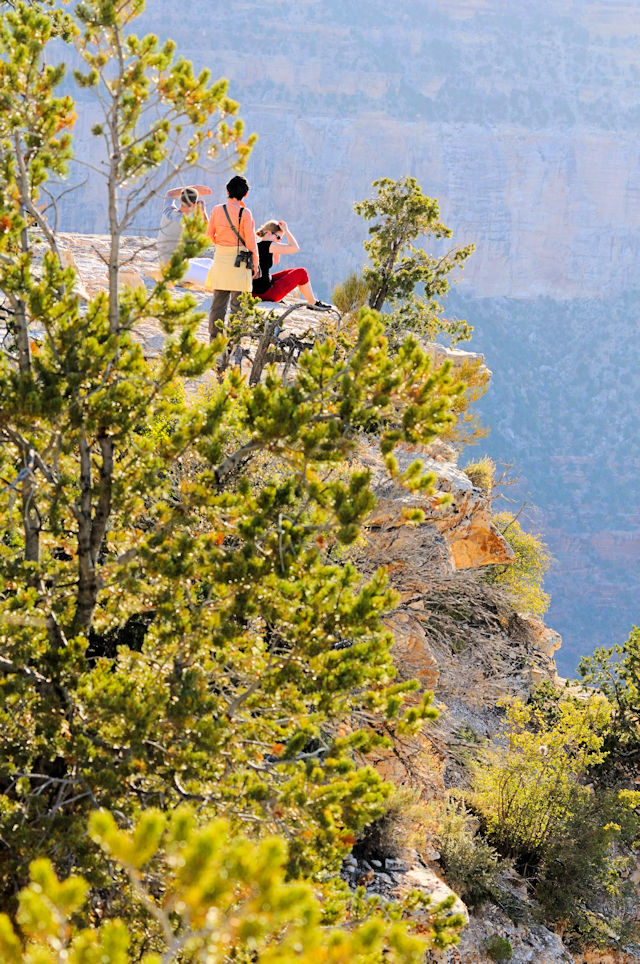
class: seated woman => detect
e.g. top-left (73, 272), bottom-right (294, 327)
top-left (252, 220), bottom-right (331, 309)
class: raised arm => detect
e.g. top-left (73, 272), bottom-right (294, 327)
top-left (270, 220), bottom-right (300, 255)
top-left (164, 184), bottom-right (213, 199)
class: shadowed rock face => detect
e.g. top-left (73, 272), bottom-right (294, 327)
top-left (353, 439), bottom-right (559, 804)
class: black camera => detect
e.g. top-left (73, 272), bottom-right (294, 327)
top-left (234, 250), bottom-right (253, 269)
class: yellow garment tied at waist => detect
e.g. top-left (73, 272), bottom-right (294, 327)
top-left (205, 246), bottom-right (252, 292)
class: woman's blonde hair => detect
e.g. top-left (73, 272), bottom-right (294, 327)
top-left (257, 220), bottom-right (281, 237)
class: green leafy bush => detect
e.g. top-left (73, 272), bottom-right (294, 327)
top-left (483, 934), bottom-right (513, 962)
top-left (484, 513), bottom-right (551, 617)
top-left (434, 799), bottom-right (502, 908)
top-left (383, 296), bottom-right (473, 346)
top-left (580, 626), bottom-right (640, 779)
top-left (471, 697), bottom-right (640, 943)
top-left (471, 696), bottom-right (610, 862)
top-left (534, 789), bottom-right (639, 938)
top-left (352, 176), bottom-right (474, 348)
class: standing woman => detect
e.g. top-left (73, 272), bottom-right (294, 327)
top-left (206, 175), bottom-right (260, 341)
top-left (252, 220), bottom-right (331, 309)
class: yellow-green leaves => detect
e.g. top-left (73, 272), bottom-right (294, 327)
top-left (485, 512), bottom-right (551, 617)
top-left (0, 808), bottom-right (447, 963)
top-left (74, 0), bottom-right (254, 189)
top-left (471, 695), bottom-right (610, 859)
top-left (18, 859), bottom-right (88, 935)
top-left (0, 915), bottom-right (22, 964)
top-left (0, 4), bottom-right (76, 194)
top-left (89, 808), bottom-right (165, 869)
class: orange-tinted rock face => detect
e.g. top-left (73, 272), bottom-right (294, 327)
top-left (361, 437), bottom-right (514, 573)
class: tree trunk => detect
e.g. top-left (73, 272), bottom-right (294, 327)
top-left (249, 304), bottom-right (298, 385)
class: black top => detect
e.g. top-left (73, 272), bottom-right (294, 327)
top-left (252, 239), bottom-right (273, 295)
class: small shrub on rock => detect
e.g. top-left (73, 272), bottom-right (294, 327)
top-left (355, 786), bottom-right (431, 862)
top-left (471, 696), bottom-right (640, 945)
top-left (434, 799), bottom-right (502, 908)
top-left (462, 456), bottom-right (495, 492)
top-left (484, 512), bottom-right (551, 618)
top-left (483, 934), bottom-right (513, 962)
top-left (471, 696), bottom-right (609, 864)
top-left (332, 271), bottom-right (370, 315)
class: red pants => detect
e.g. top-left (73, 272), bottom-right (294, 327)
top-left (258, 267), bottom-right (309, 302)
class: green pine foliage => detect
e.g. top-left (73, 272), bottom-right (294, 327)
top-left (353, 176), bottom-right (474, 345)
top-left (0, 809), bottom-right (462, 962)
top-left (0, 1), bottom-right (469, 957)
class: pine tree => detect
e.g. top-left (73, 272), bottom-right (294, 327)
top-left (0, 2), bottom-right (468, 956)
top-left (0, 809), bottom-right (463, 961)
top-left (354, 176), bottom-right (475, 345)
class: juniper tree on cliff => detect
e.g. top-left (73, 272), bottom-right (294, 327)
top-left (353, 175), bottom-right (475, 345)
top-left (0, 1), bottom-right (466, 956)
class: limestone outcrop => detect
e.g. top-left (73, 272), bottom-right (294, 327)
top-left (51, 233), bottom-right (330, 362)
top-left (362, 442), bottom-right (513, 572)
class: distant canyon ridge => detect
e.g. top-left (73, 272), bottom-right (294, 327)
top-left (57, 0), bottom-right (640, 673)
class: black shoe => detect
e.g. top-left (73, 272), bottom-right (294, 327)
top-left (310, 300), bottom-right (332, 311)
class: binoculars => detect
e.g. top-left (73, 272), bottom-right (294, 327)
top-left (234, 250), bottom-right (253, 269)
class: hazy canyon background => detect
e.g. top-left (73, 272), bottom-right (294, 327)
top-left (58, 0), bottom-right (640, 674)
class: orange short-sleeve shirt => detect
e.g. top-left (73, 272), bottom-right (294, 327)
top-left (206, 198), bottom-right (258, 266)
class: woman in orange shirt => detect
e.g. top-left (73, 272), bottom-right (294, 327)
top-left (206, 175), bottom-right (260, 340)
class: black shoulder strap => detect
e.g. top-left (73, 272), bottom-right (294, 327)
top-left (223, 204), bottom-right (247, 250)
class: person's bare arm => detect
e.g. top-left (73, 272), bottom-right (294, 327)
top-left (164, 184), bottom-right (212, 198)
top-left (243, 209), bottom-right (260, 278)
top-left (271, 220), bottom-right (300, 255)
top-left (206, 208), bottom-right (217, 243)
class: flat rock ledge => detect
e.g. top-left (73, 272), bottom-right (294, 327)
top-left (14, 234), bottom-right (489, 383)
